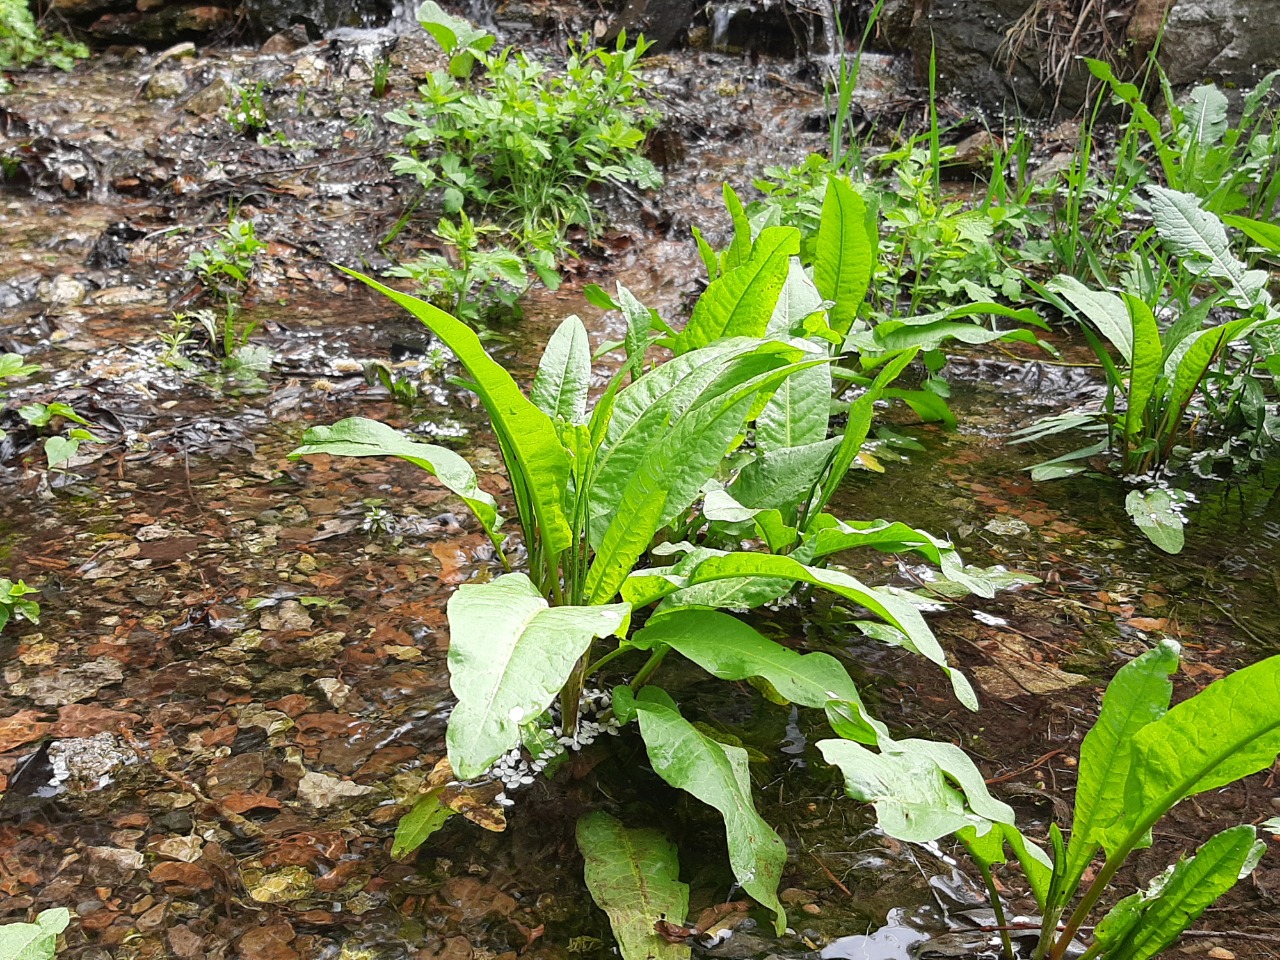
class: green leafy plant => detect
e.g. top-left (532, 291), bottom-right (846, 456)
top-left (386, 212), bottom-right (541, 324)
top-left (187, 217), bottom-right (265, 292)
top-left (0, 578), bottom-right (39, 634)
top-left (385, 4), bottom-right (660, 317)
top-left (1017, 186), bottom-right (1280, 551)
top-left (292, 178), bottom-right (1026, 956)
top-left (0, 0), bottom-right (87, 93)
top-left (0, 907), bottom-right (69, 960)
top-left (0, 353), bottom-right (99, 471)
top-left (824, 641), bottom-right (1280, 960)
top-left (224, 80), bottom-right (269, 136)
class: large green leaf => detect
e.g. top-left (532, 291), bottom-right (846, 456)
top-left (802, 515), bottom-right (998, 598)
top-left (673, 227), bottom-right (800, 354)
top-left (340, 269), bottom-right (573, 554)
top-left (766, 258), bottom-right (827, 337)
top-left (1125, 488), bottom-right (1187, 555)
top-left (632, 688), bottom-right (787, 932)
top-left (622, 551), bottom-right (976, 709)
top-left (0, 908), bottom-right (70, 960)
top-left (1099, 654), bottom-right (1280, 851)
top-left (819, 736), bottom-right (1014, 843)
top-left (589, 339), bottom-right (804, 545)
top-left (290, 417), bottom-right (502, 544)
top-left (577, 812), bottom-right (691, 960)
top-left (1045, 276), bottom-right (1133, 362)
top-left (1097, 825), bottom-right (1264, 960)
top-left (814, 176), bottom-right (874, 336)
top-left (531, 315), bottom-right (591, 424)
top-left (585, 356), bottom-right (827, 603)
top-left (1148, 186), bottom-right (1270, 308)
top-left (729, 438), bottom-right (842, 513)
top-left (629, 608), bottom-right (861, 708)
top-left (1167, 316), bottom-right (1256, 414)
top-left (1223, 213), bottom-right (1280, 254)
top-left (957, 822), bottom-right (1053, 911)
top-left (1062, 642), bottom-right (1178, 895)
top-left (1122, 293), bottom-right (1163, 451)
top-left (755, 356), bottom-right (832, 453)
top-left (446, 573), bottom-right (630, 777)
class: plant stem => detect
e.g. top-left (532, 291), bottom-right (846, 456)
top-left (585, 644), bottom-right (631, 679)
top-left (964, 845), bottom-right (1017, 960)
top-left (630, 645), bottom-right (669, 690)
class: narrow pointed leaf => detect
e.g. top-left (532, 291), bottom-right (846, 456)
top-left (1169, 317), bottom-right (1255, 414)
top-left (392, 794), bottom-right (453, 860)
top-left (815, 177), bottom-right (874, 336)
top-left (1101, 826), bottom-right (1264, 960)
top-left (622, 552), bottom-right (976, 709)
top-left (290, 417), bottom-right (502, 542)
top-left (1223, 213), bottom-right (1280, 254)
top-left (1122, 293), bottom-right (1163, 450)
top-left (531, 315), bottom-right (591, 423)
top-left (633, 689), bottom-right (787, 932)
top-left (338, 268), bottom-right (572, 554)
top-left (446, 573), bottom-right (630, 777)
top-left (1063, 641), bottom-right (1178, 893)
top-left (721, 182), bottom-right (753, 271)
top-left (578, 812), bottom-right (691, 960)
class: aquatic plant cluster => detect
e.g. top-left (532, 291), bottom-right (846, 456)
top-left (4, 4), bottom-right (1280, 960)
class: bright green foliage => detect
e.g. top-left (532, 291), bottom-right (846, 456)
top-left (825, 641), bottom-right (1280, 960)
top-left (577, 812), bottom-right (690, 960)
top-left (1019, 190), bottom-right (1280, 550)
top-left (294, 177), bottom-right (1013, 943)
top-left (386, 6), bottom-right (660, 316)
top-left (0, 579), bottom-right (40, 634)
top-left (225, 81), bottom-right (269, 136)
top-left (0, 354), bottom-right (99, 471)
top-left (0, 907), bottom-right (70, 960)
top-left (0, 0), bottom-right (87, 91)
top-left (187, 218), bottom-right (265, 292)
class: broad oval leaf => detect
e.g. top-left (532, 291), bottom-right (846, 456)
top-left (819, 737), bottom-right (1014, 844)
top-left (629, 608), bottom-right (861, 708)
top-left (632, 688), bottom-right (787, 933)
top-left (1045, 276), bottom-right (1133, 363)
top-left (531, 315), bottom-right (591, 423)
top-left (338, 268), bottom-right (573, 555)
top-left (755, 354), bottom-right (832, 453)
top-left (1125, 488), bottom-right (1187, 555)
top-left (766, 258), bottom-right (827, 337)
top-left (446, 573), bottom-right (630, 777)
top-left (290, 417), bottom-right (502, 543)
top-left (1148, 186), bottom-right (1270, 309)
top-left (577, 811), bottom-right (690, 960)
top-left (1102, 654), bottom-right (1280, 852)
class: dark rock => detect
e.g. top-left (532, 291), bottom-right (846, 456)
top-left (606, 0), bottom-right (695, 53)
top-left (90, 4), bottom-right (233, 43)
top-left (1159, 0), bottom-right (1280, 87)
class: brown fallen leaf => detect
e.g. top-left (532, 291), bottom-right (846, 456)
top-left (0, 711), bottom-right (51, 752)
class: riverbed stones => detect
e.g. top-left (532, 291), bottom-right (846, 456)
top-left (37, 274), bottom-right (89, 307)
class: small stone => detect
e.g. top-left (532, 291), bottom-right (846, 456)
top-left (1208, 949), bottom-right (1235, 960)
top-left (184, 77), bottom-right (229, 116)
top-left (36, 275), bottom-right (87, 307)
top-left (261, 24), bottom-right (309, 55)
top-left (153, 41), bottom-right (196, 64)
top-left (801, 903), bottom-right (821, 915)
top-left (144, 70), bottom-right (189, 101)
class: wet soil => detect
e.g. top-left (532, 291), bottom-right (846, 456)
top-left (1, 16), bottom-right (1280, 960)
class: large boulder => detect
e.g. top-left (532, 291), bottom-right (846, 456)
top-left (1159, 0), bottom-right (1280, 87)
